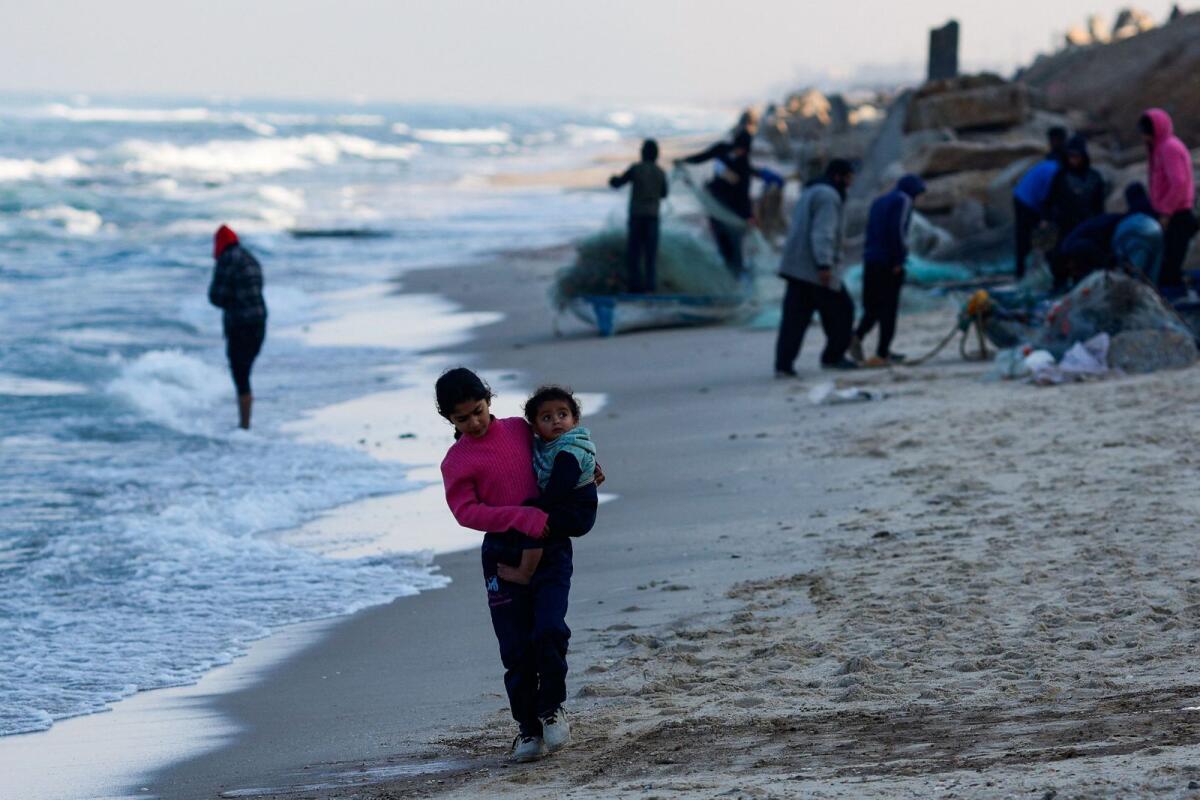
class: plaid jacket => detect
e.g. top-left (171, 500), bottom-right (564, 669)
top-left (208, 244), bottom-right (267, 328)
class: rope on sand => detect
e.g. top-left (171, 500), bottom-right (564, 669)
top-left (904, 290), bottom-right (992, 367)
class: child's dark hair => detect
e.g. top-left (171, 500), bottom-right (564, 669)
top-left (641, 138), bottom-right (659, 162)
top-left (435, 367), bottom-right (492, 419)
top-left (524, 385), bottom-right (580, 424)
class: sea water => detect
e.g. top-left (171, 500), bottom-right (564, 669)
top-left (0, 95), bottom-right (726, 736)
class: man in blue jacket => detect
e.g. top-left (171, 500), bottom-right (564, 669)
top-left (850, 174), bottom-right (926, 365)
top-left (1012, 127), bottom-right (1068, 279)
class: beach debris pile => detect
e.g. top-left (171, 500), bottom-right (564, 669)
top-left (808, 382), bottom-right (888, 405)
top-left (988, 271), bottom-right (1198, 383)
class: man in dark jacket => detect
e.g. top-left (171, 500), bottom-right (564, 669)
top-left (850, 174), bottom-right (926, 364)
top-left (609, 139), bottom-right (668, 293)
top-left (774, 159), bottom-right (856, 376)
top-left (208, 224), bottom-right (267, 429)
top-left (676, 131), bottom-right (759, 276)
top-left (1046, 134), bottom-right (1107, 289)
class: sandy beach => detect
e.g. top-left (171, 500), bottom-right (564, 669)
top-left (126, 242), bottom-right (1200, 800)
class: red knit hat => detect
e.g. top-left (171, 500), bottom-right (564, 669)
top-left (213, 225), bottom-right (239, 258)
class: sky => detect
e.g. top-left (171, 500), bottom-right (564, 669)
top-left (0, 0), bottom-right (1183, 107)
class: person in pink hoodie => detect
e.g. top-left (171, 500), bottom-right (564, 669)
top-left (436, 368), bottom-right (580, 764)
top-left (1139, 109), bottom-right (1198, 291)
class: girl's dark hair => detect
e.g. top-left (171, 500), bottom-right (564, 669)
top-left (524, 385), bottom-right (580, 424)
top-left (435, 367), bottom-right (492, 418)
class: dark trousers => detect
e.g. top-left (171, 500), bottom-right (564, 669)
top-left (854, 263), bottom-right (904, 358)
top-left (1160, 210), bottom-right (1199, 290)
top-left (1013, 198), bottom-right (1041, 280)
top-left (626, 215), bottom-right (659, 292)
top-left (709, 218), bottom-right (745, 276)
top-left (482, 534), bottom-right (572, 737)
top-left (225, 321), bottom-right (265, 396)
top-left (774, 277), bottom-right (854, 371)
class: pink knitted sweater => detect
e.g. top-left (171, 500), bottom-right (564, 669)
top-left (440, 416), bottom-right (548, 538)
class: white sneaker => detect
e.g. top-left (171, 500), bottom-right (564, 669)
top-left (510, 734), bottom-right (545, 763)
top-left (540, 708), bottom-right (570, 752)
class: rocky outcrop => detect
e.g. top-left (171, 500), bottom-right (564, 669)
top-left (906, 75), bottom-right (1031, 133)
top-left (906, 140), bottom-right (1044, 178)
top-left (1020, 11), bottom-right (1200, 147)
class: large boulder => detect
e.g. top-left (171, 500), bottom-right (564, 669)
top-left (1020, 11), bottom-right (1200, 147)
top-left (906, 140), bottom-right (1044, 177)
top-left (917, 169), bottom-right (1006, 214)
top-left (906, 77), bottom-right (1031, 133)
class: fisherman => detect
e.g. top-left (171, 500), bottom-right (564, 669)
top-left (208, 225), bottom-right (267, 429)
top-left (850, 174), bottom-right (927, 365)
top-left (676, 128), bottom-right (782, 277)
top-left (774, 159), bottom-right (857, 377)
top-left (1139, 108), bottom-right (1197, 295)
top-left (1011, 127), bottom-right (1068, 279)
top-left (609, 139), bottom-right (668, 293)
top-left (1045, 134), bottom-right (1107, 290)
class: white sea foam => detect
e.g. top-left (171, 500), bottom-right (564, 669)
top-left (561, 124), bottom-right (622, 145)
top-left (117, 134), bottom-right (416, 179)
top-left (0, 374), bottom-right (88, 396)
top-left (42, 103), bottom-right (278, 136)
top-left (412, 127), bottom-right (511, 145)
top-left (105, 350), bottom-right (230, 435)
top-left (0, 155), bottom-right (88, 182)
top-left (20, 205), bottom-right (105, 236)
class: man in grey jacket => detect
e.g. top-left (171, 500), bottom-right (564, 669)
top-left (774, 159), bottom-right (857, 376)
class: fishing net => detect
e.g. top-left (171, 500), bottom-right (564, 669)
top-left (1035, 270), bottom-right (1197, 359)
top-left (551, 165), bottom-right (781, 313)
top-left (550, 225), bottom-right (738, 310)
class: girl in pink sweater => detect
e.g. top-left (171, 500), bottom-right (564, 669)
top-left (436, 367), bottom-right (573, 763)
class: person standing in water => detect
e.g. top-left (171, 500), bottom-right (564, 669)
top-left (609, 139), bottom-right (668, 293)
top-left (208, 225), bottom-right (266, 429)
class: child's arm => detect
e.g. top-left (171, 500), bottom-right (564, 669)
top-left (441, 462), bottom-right (548, 538)
top-left (497, 547), bottom-right (542, 586)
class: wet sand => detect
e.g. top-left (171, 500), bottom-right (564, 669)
top-left (148, 247), bottom-right (1200, 799)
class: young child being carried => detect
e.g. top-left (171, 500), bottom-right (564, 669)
top-left (496, 386), bottom-right (598, 585)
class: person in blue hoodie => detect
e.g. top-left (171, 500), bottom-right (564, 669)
top-left (850, 174), bottom-right (926, 365)
top-left (1012, 127), bottom-right (1068, 279)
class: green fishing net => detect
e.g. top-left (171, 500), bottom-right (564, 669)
top-left (550, 226), bottom-right (740, 310)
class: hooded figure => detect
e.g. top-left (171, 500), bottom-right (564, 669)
top-left (1045, 134), bottom-right (1107, 288)
top-left (1141, 109), bottom-right (1198, 290)
top-left (207, 225), bottom-right (267, 429)
top-left (851, 174), bottom-right (927, 364)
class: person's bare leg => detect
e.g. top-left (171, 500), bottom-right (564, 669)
top-left (497, 548), bottom-right (541, 585)
top-left (237, 393), bottom-right (253, 430)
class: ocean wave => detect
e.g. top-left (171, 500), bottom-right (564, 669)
top-left (0, 374), bottom-right (88, 397)
top-left (115, 133), bottom-right (416, 179)
top-left (561, 124), bottom-right (622, 145)
top-left (0, 155), bottom-right (89, 183)
top-left (411, 127), bottom-right (511, 145)
top-left (105, 350), bottom-right (230, 435)
top-left (42, 103), bottom-right (278, 136)
top-left (20, 205), bottom-right (106, 236)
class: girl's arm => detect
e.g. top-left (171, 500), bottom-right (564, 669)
top-left (441, 462), bottom-right (548, 538)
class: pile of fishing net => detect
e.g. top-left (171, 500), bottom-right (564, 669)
top-left (1035, 271), bottom-right (1197, 370)
top-left (550, 225), bottom-right (739, 310)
